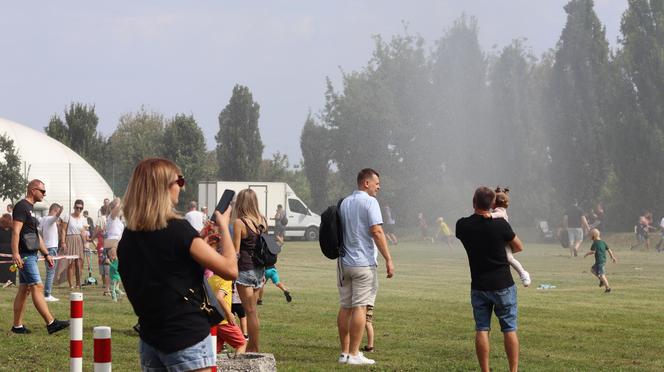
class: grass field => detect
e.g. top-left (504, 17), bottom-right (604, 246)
top-left (1, 232), bottom-right (663, 371)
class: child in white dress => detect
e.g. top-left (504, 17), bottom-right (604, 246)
top-left (490, 188), bottom-right (531, 287)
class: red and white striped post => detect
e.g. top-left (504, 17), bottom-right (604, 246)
top-left (210, 326), bottom-right (217, 372)
top-left (69, 292), bottom-right (83, 372)
top-left (93, 326), bottom-right (112, 372)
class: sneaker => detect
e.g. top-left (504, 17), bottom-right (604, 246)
top-left (257, 299), bottom-right (263, 305)
top-left (3, 280), bottom-right (14, 288)
top-left (605, 287), bottom-right (611, 293)
top-left (46, 319), bottom-right (70, 334)
top-left (284, 291), bottom-right (292, 303)
top-left (45, 295), bottom-right (60, 302)
top-left (347, 352), bottom-right (375, 365)
top-left (244, 334), bottom-right (249, 340)
top-left (361, 345), bottom-right (375, 353)
top-left (11, 326), bottom-right (31, 334)
top-left (338, 353), bottom-right (349, 364)
top-left (520, 271), bottom-right (531, 287)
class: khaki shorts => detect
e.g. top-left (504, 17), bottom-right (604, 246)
top-left (337, 265), bottom-right (378, 308)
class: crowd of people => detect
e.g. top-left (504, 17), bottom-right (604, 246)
top-left (3, 161), bottom-right (658, 372)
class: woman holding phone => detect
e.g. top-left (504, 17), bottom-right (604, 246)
top-left (118, 158), bottom-right (237, 372)
top-left (232, 188), bottom-right (267, 352)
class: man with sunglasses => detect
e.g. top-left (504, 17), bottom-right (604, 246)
top-left (10, 179), bottom-right (69, 334)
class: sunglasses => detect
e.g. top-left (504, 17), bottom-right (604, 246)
top-left (33, 188), bottom-right (46, 196)
top-left (173, 175), bottom-right (185, 187)
top-left (74, 206), bottom-right (84, 211)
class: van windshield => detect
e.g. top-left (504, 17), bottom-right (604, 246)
top-left (288, 199), bottom-right (308, 215)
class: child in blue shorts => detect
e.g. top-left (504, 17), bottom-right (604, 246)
top-left (258, 265), bottom-right (292, 304)
top-left (584, 229), bottom-right (617, 293)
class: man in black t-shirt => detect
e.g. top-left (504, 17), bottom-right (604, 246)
top-left (456, 186), bottom-right (523, 372)
top-left (563, 202), bottom-right (590, 257)
top-left (10, 179), bottom-right (69, 335)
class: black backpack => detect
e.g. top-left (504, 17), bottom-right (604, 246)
top-left (319, 198), bottom-right (345, 259)
top-left (245, 219), bottom-right (281, 267)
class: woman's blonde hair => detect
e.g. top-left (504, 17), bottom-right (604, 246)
top-left (234, 189), bottom-right (264, 230)
top-left (123, 158), bottom-right (181, 231)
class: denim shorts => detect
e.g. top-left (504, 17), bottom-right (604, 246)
top-left (237, 268), bottom-right (264, 288)
top-left (139, 334), bottom-right (215, 372)
top-left (591, 263), bottom-right (605, 276)
top-left (568, 228), bottom-right (583, 244)
top-left (470, 284), bottom-right (517, 332)
top-left (264, 267), bottom-right (280, 284)
top-left (18, 253), bottom-right (42, 286)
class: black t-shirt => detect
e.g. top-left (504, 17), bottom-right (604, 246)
top-left (117, 218), bottom-right (207, 353)
top-left (566, 205), bottom-right (584, 228)
top-left (12, 199), bottom-right (39, 254)
top-left (456, 214), bottom-right (516, 291)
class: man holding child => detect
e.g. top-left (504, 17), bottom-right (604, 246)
top-left (456, 186), bottom-right (524, 372)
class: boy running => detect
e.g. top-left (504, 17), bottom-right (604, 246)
top-left (584, 229), bottom-right (617, 293)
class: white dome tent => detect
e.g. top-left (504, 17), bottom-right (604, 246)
top-left (0, 117), bottom-right (113, 216)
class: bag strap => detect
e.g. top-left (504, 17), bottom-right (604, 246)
top-left (134, 233), bottom-right (199, 303)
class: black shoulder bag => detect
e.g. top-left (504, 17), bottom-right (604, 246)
top-left (137, 235), bottom-right (224, 325)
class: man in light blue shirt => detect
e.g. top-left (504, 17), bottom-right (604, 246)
top-left (336, 168), bottom-right (394, 366)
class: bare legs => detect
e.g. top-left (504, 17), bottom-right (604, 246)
top-left (237, 284), bottom-right (260, 352)
top-left (67, 258), bottom-right (82, 288)
top-left (475, 331), bottom-right (519, 372)
top-left (13, 283), bottom-right (55, 327)
top-left (337, 306), bottom-right (367, 356)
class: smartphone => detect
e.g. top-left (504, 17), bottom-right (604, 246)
top-left (210, 189), bottom-right (235, 222)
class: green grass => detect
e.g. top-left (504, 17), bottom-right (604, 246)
top-left (1, 233), bottom-right (663, 371)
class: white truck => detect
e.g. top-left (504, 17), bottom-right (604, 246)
top-left (198, 181), bottom-right (320, 241)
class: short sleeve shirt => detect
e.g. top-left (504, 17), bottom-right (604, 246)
top-left (12, 199), bottom-right (38, 254)
top-left (566, 206), bottom-right (584, 228)
top-left (590, 240), bottom-right (608, 265)
top-left (456, 214), bottom-right (516, 290)
top-left (340, 190), bottom-right (383, 267)
top-left (117, 218), bottom-right (207, 353)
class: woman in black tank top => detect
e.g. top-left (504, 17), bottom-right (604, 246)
top-left (232, 189), bottom-right (267, 352)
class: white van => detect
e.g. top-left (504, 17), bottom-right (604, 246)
top-left (198, 181), bottom-right (320, 241)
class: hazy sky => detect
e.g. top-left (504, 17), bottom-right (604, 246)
top-left (1, 1), bottom-right (627, 163)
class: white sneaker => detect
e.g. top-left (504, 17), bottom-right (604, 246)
top-left (338, 353), bottom-right (349, 364)
top-left (45, 295), bottom-right (60, 302)
top-left (347, 352), bottom-right (375, 365)
top-left (520, 271), bottom-right (531, 287)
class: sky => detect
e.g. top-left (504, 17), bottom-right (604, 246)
top-left (0, 1), bottom-right (628, 164)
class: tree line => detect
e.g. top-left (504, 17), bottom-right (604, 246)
top-left (44, 85), bottom-right (309, 211)
top-left (300, 0), bottom-right (664, 230)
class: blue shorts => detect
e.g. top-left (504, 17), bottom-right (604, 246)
top-left (591, 263), bottom-right (605, 276)
top-left (237, 268), bottom-right (264, 289)
top-left (18, 253), bottom-right (42, 286)
top-left (470, 284), bottom-right (518, 333)
top-left (139, 334), bottom-right (214, 372)
top-left (264, 267), bottom-right (280, 284)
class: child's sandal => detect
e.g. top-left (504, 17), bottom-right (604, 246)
top-left (361, 346), bottom-right (374, 352)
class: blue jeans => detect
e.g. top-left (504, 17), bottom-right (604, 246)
top-left (18, 252), bottom-right (41, 286)
top-left (44, 247), bottom-right (58, 296)
top-left (471, 284), bottom-right (518, 332)
top-left (139, 334), bottom-right (214, 372)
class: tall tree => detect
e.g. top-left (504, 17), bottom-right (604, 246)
top-left (216, 85), bottom-right (263, 181)
top-left (300, 114), bottom-right (331, 212)
top-left (0, 134), bottom-right (26, 203)
top-left (45, 103), bottom-right (107, 170)
top-left (549, 0), bottom-right (613, 208)
top-left (620, 0), bottom-right (664, 128)
top-left (107, 108), bottom-right (165, 195)
top-left (430, 15), bottom-right (489, 217)
top-left (163, 114), bottom-right (207, 209)
top-left (488, 40), bottom-right (554, 223)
